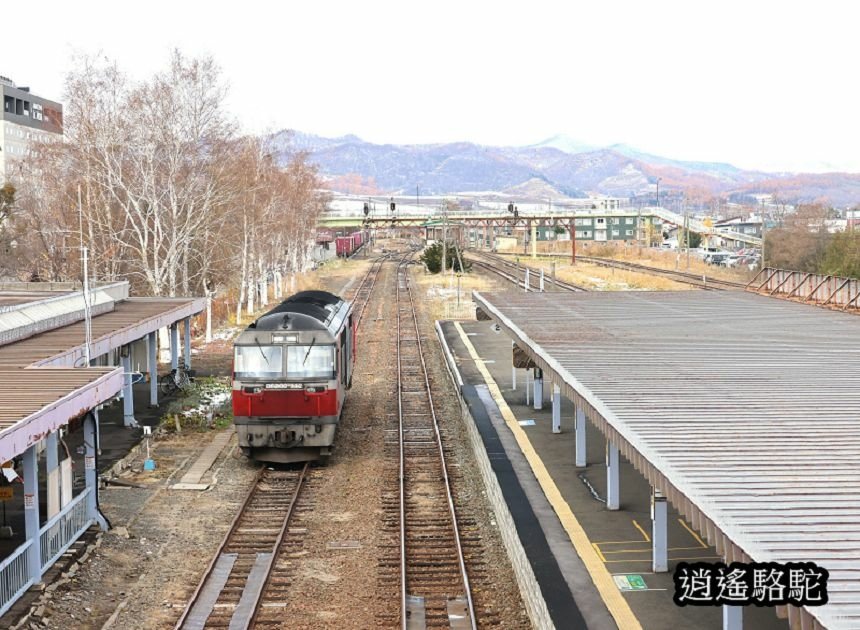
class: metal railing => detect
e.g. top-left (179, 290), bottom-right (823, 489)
top-left (747, 267), bottom-right (860, 311)
top-left (40, 488), bottom-right (93, 570)
top-left (0, 540), bottom-right (33, 617)
top-left (0, 489), bottom-right (93, 617)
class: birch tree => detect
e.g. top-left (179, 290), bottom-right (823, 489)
top-left (4, 51), bottom-right (328, 316)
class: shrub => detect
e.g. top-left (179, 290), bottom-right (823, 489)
top-left (420, 242), bottom-right (471, 273)
top-left (159, 376), bottom-right (232, 432)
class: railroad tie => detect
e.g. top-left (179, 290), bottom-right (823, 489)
top-left (229, 552), bottom-right (274, 630)
top-left (182, 553), bottom-right (238, 629)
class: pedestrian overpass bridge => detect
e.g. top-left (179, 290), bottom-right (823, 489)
top-left (320, 206), bottom-right (763, 248)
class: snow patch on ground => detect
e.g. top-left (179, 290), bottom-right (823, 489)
top-left (427, 286), bottom-right (460, 299)
top-left (206, 327), bottom-right (239, 343)
top-left (179, 384), bottom-right (231, 421)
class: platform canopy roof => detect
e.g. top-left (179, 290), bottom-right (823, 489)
top-left (474, 289), bottom-right (860, 630)
top-left (0, 288), bottom-right (205, 463)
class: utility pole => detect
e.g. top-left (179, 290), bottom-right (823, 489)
top-left (530, 221), bottom-right (537, 258)
top-left (81, 247), bottom-right (92, 365)
top-left (571, 217), bottom-right (577, 265)
top-left (685, 211), bottom-right (691, 270)
top-left (442, 202), bottom-right (448, 275)
top-left (454, 225), bottom-right (466, 276)
top-left (78, 186), bottom-right (93, 365)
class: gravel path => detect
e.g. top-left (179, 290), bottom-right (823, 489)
top-left (25, 430), bottom-right (257, 630)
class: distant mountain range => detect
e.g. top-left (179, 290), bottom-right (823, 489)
top-left (268, 131), bottom-right (860, 206)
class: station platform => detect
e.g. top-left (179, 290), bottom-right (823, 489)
top-left (0, 381), bottom-right (183, 559)
top-left (438, 320), bottom-right (787, 630)
top-left (0, 282), bottom-right (206, 619)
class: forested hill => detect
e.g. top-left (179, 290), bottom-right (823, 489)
top-left (268, 131), bottom-right (860, 206)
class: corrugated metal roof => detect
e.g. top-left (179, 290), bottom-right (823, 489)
top-left (0, 298), bottom-right (203, 367)
top-left (474, 289), bottom-right (860, 630)
top-left (0, 293), bottom-right (54, 307)
top-left (0, 368), bottom-right (118, 426)
top-left (0, 366), bottom-right (124, 462)
top-left (0, 296), bottom-right (205, 462)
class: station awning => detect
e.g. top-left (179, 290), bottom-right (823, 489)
top-left (0, 296), bottom-right (205, 462)
top-left (474, 289), bottom-right (860, 630)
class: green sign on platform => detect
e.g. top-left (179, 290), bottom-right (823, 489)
top-left (614, 574), bottom-right (648, 591)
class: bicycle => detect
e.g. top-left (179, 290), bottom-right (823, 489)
top-left (159, 361), bottom-right (195, 396)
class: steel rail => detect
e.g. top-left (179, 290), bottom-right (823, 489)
top-left (352, 254), bottom-right (389, 329)
top-left (469, 259), bottom-right (535, 291)
top-left (474, 250), bottom-right (589, 291)
top-left (396, 257), bottom-right (408, 629)
top-left (468, 250), bottom-right (588, 292)
top-left (575, 255), bottom-right (745, 290)
top-left (245, 462), bottom-right (310, 628)
top-left (490, 250), bottom-right (747, 290)
top-left (175, 463), bottom-right (310, 630)
top-left (173, 464), bottom-right (266, 630)
top-left (396, 254), bottom-right (476, 630)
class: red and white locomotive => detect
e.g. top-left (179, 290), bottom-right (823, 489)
top-left (232, 290), bottom-right (354, 463)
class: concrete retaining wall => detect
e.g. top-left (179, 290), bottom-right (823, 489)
top-left (456, 392), bottom-right (556, 629)
top-left (435, 322), bottom-right (555, 630)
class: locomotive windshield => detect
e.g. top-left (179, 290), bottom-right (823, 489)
top-left (287, 344), bottom-right (335, 379)
top-left (234, 345), bottom-right (283, 378)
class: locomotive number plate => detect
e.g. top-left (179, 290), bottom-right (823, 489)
top-left (265, 383), bottom-right (304, 390)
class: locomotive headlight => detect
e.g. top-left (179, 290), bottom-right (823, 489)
top-left (272, 334), bottom-right (298, 343)
top-left (306, 386), bottom-right (325, 393)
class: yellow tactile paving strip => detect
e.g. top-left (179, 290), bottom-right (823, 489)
top-left (453, 321), bottom-right (642, 630)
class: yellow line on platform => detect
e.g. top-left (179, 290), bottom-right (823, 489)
top-left (678, 518), bottom-right (709, 549)
top-left (631, 519), bottom-right (651, 543)
top-left (592, 542), bottom-right (608, 563)
top-left (601, 546), bottom-right (718, 556)
top-left (453, 322), bottom-right (642, 630)
top-left (604, 555), bottom-right (721, 564)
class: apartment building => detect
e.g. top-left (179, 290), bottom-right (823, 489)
top-left (1, 75), bottom-right (63, 183)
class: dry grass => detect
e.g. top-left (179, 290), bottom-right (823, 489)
top-left (491, 254), bottom-right (693, 291)
top-left (410, 266), bottom-right (505, 321)
top-left (309, 256), bottom-right (372, 290)
top-left (535, 240), bottom-right (754, 283)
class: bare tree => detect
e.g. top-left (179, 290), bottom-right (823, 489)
top-left (7, 51), bottom-right (327, 323)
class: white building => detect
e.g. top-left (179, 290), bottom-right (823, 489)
top-left (1, 75), bottom-right (63, 184)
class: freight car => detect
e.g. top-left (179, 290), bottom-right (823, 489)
top-left (232, 290), bottom-right (354, 463)
top-left (334, 230), bottom-right (366, 257)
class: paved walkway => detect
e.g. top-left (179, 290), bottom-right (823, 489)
top-left (439, 320), bottom-right (788, 630)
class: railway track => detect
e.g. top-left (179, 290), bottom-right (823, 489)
top-left (468, 250), bottom-right (588, 292)
top-left (489, 250), bottom-right (746, 291)
top-left (351, 254), bottom-right (389, 327)
top-left (575, 255), bottom-right (746, 290)
top-left (175, 464), bottom-right (310, 630)
top-left (379, 255), bottom-right (477, 629)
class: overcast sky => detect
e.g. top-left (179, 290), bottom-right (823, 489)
top-left (3, 1), bottom-right (856, 173)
